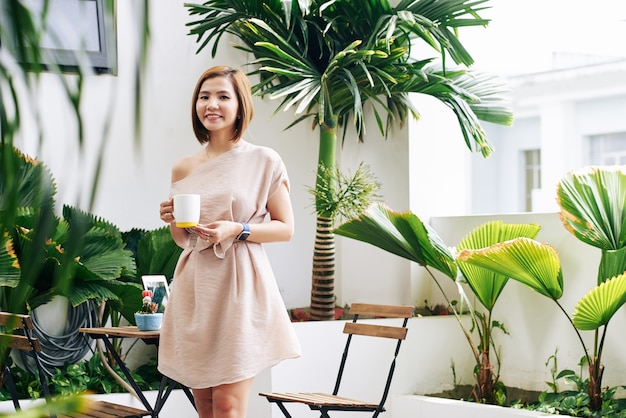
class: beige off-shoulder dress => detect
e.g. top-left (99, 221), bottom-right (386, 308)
top-left (157, 141), bottom-right (301, 389)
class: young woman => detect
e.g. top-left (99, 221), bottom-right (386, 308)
top-left (158, 66), bottom-right (301, 418)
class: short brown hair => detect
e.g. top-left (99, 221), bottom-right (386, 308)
top-left (191, 66), bottom-right (254, 144)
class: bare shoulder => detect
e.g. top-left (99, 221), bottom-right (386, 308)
top-left (171, 151), bottom-right (205, 182)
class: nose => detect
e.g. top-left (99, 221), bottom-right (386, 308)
top-left (207, 97), bottom-right (218, 109)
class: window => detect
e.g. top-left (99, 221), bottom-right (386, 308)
top-left (588, 132), bottom-right (626, 165)
top-left (523, 149), bottom-right (541, 212)
top-left (1, 0), bottom-right (117, 74)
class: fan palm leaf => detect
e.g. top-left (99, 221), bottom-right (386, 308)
top-left (334, 202), bottom-right (457, 279)
top-left (135, 226), bottom-right (183, 279)
top-left (558, 166), bottom-right (626, 249)
top-left (456, 222), bottom-right (541, 310)
top-left (557, 166), bottom-right (626, 282)
top-left (0, 232), bottom-right (20, 288)
top-left (457, 237), bottom-right (564, 300)
top-left (572, 273), bottom-right (626, 330)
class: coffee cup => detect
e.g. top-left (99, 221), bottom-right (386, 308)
top-left (173, 194), bottom-right (201, 228)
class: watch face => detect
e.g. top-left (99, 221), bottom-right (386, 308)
top-left (237, 231), bottom-right (250, 241)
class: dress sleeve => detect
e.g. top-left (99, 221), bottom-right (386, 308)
top-left (268, 155), bottom-right (290, 198)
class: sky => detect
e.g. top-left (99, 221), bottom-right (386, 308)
top-left (458, 0), bottom-right (626, 76)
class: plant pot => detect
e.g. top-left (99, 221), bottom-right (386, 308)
top-left (134, 313), bottom-right (163, 331)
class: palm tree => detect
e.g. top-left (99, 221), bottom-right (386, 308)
top-left (184, 0), bottom-right (513, 319)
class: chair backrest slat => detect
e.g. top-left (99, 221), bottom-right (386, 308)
top-left (0, 312), bottom-right (34, 330)
top-left (332, 303), bottom-right (413, 407)
top-left (0, 333), bottom-right (42, 352)
top-left (343, 322), bottom-right (408, 340)
top-left (348, 303), bottom-right (414, 318)
top-left (1, 311), bottom-right (55, 417)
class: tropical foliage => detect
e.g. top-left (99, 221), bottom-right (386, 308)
top-left (184, 0), bottom-right (514, 319)
top-left (334, 165), bottom-right (626, 410)
top-left (1, 1), bottom-right (149, 414)
top-left (0, 146), bottom-right (138, 316)
top-left (458, 166), bottom-right (626, 412)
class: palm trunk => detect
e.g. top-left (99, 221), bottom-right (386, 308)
top-left (309, 119), bottom-right (338, 321)
top-left (309, 216), bottom-right (336, 320)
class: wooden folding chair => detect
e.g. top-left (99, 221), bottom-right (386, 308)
top-left (0, 312), bottom-right (150, 418)
top-left (260, 303), bottom-right (414, 418)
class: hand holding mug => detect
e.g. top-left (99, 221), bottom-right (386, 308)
top-left (160, 198), bottom-right (175, 223)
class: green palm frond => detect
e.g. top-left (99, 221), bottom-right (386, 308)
top-left (75, 227), bottom-right (135, 281)
top-left (62, 281), bottom-right (122, 309)
top-left (0, 146), bottom-right (57, 227)
top-left (185, 0), bottom-right (512, 154)
top-left (598, 247), bottom-right (626, 286)
top-left (136, 226), bottom-right (183, 280)
top-left (573, 273), bottom-right (626, 330)
top-left (99, 280), bottom-right (144, 324)
top-left (456, 222), bottom-right (541, 310)
top-left (457, 237), bottom-right (564, 300)
top-left (558, 166), bottom-right (626, 250)
top-left (334, 202), bottom-right (457, 279)
top-left (558, 166), bottom-right (626, 282)
top-left (0, 231), bottom-right (20, 288)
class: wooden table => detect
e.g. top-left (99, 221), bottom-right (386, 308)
top-left (80, 326), bottom-right (195, 417)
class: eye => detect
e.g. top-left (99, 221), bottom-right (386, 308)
top-left (198, 94), bottom-right (208, 100)
top-left (220, 95), bottom-right (230, 100)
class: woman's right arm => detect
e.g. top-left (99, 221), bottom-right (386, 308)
top-left (160, 159), bottom-right (194, 248)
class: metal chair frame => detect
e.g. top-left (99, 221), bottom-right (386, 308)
top-left (260, 303), bottom-right (414, 418)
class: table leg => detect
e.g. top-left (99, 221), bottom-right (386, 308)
top-left (153, 375), bottom-right (196, 415)
top-left (100, 335), bottom-right (154, 414)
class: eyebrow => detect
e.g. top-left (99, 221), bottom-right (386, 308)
top-left (199, 89), bottom-right (232, 95)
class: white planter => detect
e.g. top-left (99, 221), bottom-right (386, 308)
top-left (392, 395), bottom-right (568, 418)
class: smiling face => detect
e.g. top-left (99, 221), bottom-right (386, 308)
top-left (195, 75), bottom-right (240, 141)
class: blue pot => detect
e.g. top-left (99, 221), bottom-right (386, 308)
top-left (134, 312), bottom-right (163, 331)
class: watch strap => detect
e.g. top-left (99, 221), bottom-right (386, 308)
top-left (236, 222), bottom-right (250, 241)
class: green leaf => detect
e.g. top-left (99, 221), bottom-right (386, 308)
top-left (572, 273), bottom-right (626, 330)
top-left (558, 166), bottom-right (626, 250)
top-left (334, 202), bottom-right (457, 279)
top-left (0, 231), bottom-right (20, 288)
top-left (456, 221), bottom-right (541, 310)
top-left (457, 237), bottom-right (564, 300)
top-left (135, 226), bottom-right (182, 280)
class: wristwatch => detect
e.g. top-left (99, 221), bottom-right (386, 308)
top-left (236, 222), bottom-right (250, 241)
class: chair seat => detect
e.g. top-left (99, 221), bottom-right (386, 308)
top-left (260, 392), bottom-right (380, 410)
top-left (55, 400), bottom-right (150, 418)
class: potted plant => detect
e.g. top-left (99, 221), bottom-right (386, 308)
top-left (134, 290), bottom-right (163, 332)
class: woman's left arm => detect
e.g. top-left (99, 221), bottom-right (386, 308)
top-left (249, 181), bottom-right (294, 243)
